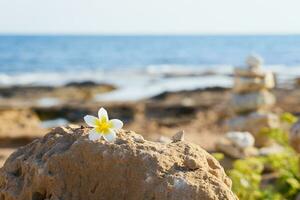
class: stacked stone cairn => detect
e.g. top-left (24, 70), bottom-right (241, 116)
top-left (227, 55), bottom-right (280, 147)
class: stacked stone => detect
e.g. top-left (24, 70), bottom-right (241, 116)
top-left (227, 55), bottom-right (279, 147)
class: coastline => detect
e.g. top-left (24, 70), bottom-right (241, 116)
top-left (0, 81), bottom-right (300, 166)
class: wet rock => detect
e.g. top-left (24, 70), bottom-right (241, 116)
top-left (225, 131), bottom-right (255, 148)
top-left (65, 81), bottom-right (98, 87)
top-left (34, 104), bottom-right (135, 123)
top-left (145, 104), bottom-right (197, 125)
top-left (234, 68), bottom-right (266, 78)
top-left (0, 127), bottom-right (237, 200)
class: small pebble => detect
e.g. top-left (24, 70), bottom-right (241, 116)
top-left (172, 130), bottom-right (185, 142)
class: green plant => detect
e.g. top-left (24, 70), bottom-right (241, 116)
top-left (228, 113), bottom-right (300, 200)
top-left (229, 150), bottom-right (300, 200)
top-left (281, 112), bottom-right (298, 124)
top-left (212, 152), bottom-right (224, 161)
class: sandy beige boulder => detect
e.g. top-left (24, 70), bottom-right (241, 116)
top-left (0, 109), bottom-right (44, 139)
top-left (0, 126), bottom-right (237, 200)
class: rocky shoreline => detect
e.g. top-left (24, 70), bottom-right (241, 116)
top-left (1, 81), bottom-right (300, 166)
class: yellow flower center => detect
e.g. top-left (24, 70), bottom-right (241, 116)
top-left (95, 117), bottom-right (112, 135)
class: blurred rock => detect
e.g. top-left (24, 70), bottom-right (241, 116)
top-left (0, 127), bottom-right (237, 200)
top-left (225, 131), bottom-right (255, 148)
top-left (229, 55), bottom-right (278, 148)
top-left (290, 119), bottom-right (300, 153)
top-left (258, 144), bottom-right (284, 156)
top-left (245, 54), bottom-right (264, 70)
top-left (233, 72), bottom-right (275, 93)
top-left (157, 136), bottom-right (172, 144)
top-left (145, 104), bottom-right (197, 126)
top-left (226, 112), bottom-right (279, 147)
top-left (295, 77), bottom-right (300, 88)
top-left (216, 132), bottom-right (258, 159)
top-left (0, 109), bottom-right (44, 139)
top-left (231, 91), bottom-right (276, 113)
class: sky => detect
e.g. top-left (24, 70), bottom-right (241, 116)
top-left (0, 0), bottom-right (299, 35)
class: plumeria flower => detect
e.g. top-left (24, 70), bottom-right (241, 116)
top-left (84, 107), bottom-right (123, 142)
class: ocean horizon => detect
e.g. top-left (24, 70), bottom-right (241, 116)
top-left (1, 35), bottom-right (300, 100)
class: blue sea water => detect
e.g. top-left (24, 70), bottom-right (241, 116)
top-left (0, 35), bottom-right (300, 100)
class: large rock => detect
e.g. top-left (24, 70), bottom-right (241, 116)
top-left (226, 112), bottom-right (279, 147)
top-left (231, 90), bottom-right (276, 113)
top-left (233, 72), bottom-right (275, 93)
top-left (0, 109), bottom-right (44, 139)
top-left (0, 126), bottom-right (237, 200)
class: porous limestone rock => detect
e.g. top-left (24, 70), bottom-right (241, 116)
top-left (231, 90), bottom-right (276, 113)
top-left (216, 132), bottom-right (258, 159)
top-left (233, 72), bottom-right (275, 93)
top-left (0, 126), bottom-right (237, 200)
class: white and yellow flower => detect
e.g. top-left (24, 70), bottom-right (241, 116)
top-left (84, 107), bottom-right (123, 142)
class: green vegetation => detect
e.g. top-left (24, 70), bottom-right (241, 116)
top-left (227, 113), bottom-right (300, 200)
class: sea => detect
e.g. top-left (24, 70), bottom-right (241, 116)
top-left (1, 35), bottom-right (300, 101)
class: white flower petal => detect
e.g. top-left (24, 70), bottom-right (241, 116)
top-left (110, 119), bottom-right (123, 130)
top-left (98, 107), bottom-right (109, 121)
top-left (88, 129), bottom-right (102, 141)
top-left (102, 130), bottom-right (116, 142)
top-left (84, 115), bottom-right (98, 127)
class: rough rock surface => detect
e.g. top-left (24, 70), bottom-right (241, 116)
top-left (0, 126), bottom-right (237, 200)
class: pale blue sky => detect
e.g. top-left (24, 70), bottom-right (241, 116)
top-left (0, 0), bottom-right (299, 34)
